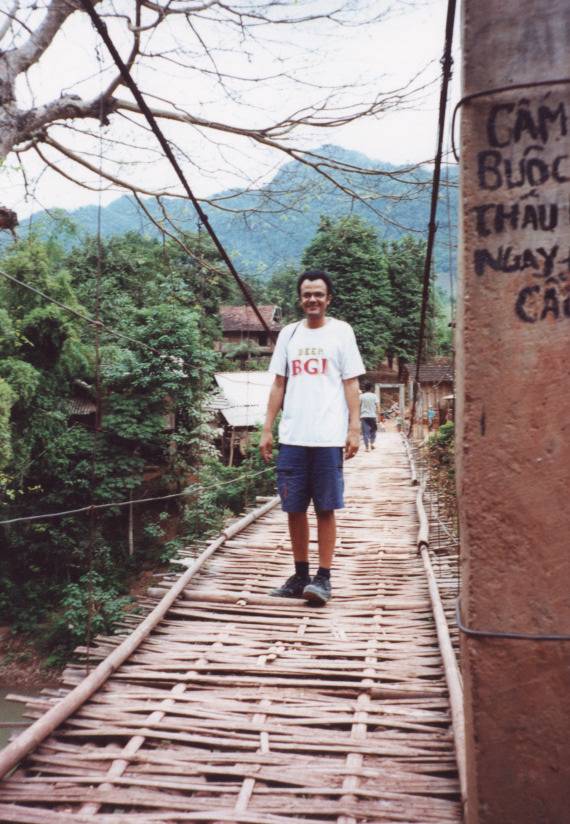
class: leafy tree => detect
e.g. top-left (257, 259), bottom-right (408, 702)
top-left (384, 235), bottom-right (450, 371)
top-left (0, 378), bottom-right (14, 470)
top-left (68, 231), bottom-right (239, 341)
top-left (383, 235), bottom-right (426, 370)
top-left (265, 265), bottom-right (302, 323)
top-left (301, 216), bottom-right (393, 367)
top-left (433, 289), bottom-right (453, 356)
top-left (0, 230), bottom-right (231, 658)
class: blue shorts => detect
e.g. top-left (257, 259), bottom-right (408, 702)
top-left (276, 445), bottom-right (344, 513)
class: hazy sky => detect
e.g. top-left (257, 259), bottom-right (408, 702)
top-left (2, 0), bottom-right (460, 218)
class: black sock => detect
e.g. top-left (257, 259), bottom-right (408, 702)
top-left (317, 566), bottom-right (331, 579)
top-left (295, 561), bottom-right (310, 579)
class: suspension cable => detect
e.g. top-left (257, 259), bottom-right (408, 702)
top-left (85, 40), bottom-right (107, 673)
top-left (78, 0), bottom-right (274, 341)
top-left (0, 466), bottom-right (273, 527)
top-left (407, 0), bottom-right (457, 436)
top-left (0, 268), bottom-right (164, 358)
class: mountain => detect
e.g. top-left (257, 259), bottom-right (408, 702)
top-left (11, 145), bottom-right (457, 290)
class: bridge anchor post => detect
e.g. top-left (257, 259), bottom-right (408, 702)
top-left (458, 2), bottom-right (570, 821)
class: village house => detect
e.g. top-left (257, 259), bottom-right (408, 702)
top-left (403, 358), bottom-right (454, 427)
top-left (217, 305), bottom-right (282, 353)
top-left (361, 360), bottom-right (405, 418)
top-left (207, 371), bottom-right (273, 465)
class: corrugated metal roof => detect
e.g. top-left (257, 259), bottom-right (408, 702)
top-left (213, 371), bottom-right (273, 428)
top-left (67, 398), bottom-right (97, 416)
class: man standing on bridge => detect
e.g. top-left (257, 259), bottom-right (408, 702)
top-left (259, 270), bottom-right (365, 605)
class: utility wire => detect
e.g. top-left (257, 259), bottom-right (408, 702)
top-left (0, 266), bottom-right (205, 380)
top-left (0, 466), bottom-right (274, 527)
top-left (78, 0), bottom-right (274, 341)
top-left (0, 268), bottom-right (164, 359)
top-left (408, 0), bottom-right (457, 436)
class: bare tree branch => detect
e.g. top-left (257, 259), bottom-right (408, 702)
top-left (0, 2), bottom-right (21, 44)
top-left (1, 0), bottom-right (433, 235)
top-left (4, 1), bottom-right (90, 77)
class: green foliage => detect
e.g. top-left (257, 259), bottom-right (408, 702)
top-left (0, 379), bottom-right (15, 470)
top-left (15, 149), bottom-right (457, 294)
top-left (427, 421), bottom-right (455, 479)
top-left (434, 295), bottom-right (453, 356)
top-left (264, 265), bottom-right (301, 322)
top-left (298, 220), bottom-right (446, 370)
top-left (426, 421), bottom-right (456, 523)
top-left (302, 215), bottom-right (394, 367)
top-left (0, 358), bottom-right (41, 404)
top-left (42, 572), bottom-right (133, 665)
top-left (217, 340), bottom-right (271, 373)
top-left (429, 420), bottom-right (454, 448)
top-left (0, 210), bottom-right (450, 667)
top-left (0, 309), bottom-right (17, 349)
top-left (0, 230), bottom-right (227, 661)
top-left (182, 427), bottom-right (276, 544)
top-left (384, 235), bottom-right (426, 364)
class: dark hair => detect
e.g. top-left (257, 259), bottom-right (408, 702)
top-left (297, 269), bottom-right (334, 297)
top-left (364, 382), bottom-right (373, 392)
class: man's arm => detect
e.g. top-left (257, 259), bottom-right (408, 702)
top-left (259, 375), bottom-right (286, 463)
top-left (343, 377), bottom-right (361, 459)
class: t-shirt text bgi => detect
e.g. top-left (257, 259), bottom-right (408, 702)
top-left (268, 317), bottom-right (365, 446)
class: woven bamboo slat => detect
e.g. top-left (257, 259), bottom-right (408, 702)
top-left (0, 433), bottom-right (463, 822)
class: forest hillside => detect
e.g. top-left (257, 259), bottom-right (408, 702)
top-left (14, 146), bottom-right (457, 293)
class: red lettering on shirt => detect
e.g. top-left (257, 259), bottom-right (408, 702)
top-left (291, 357), bottom-right (329, 376)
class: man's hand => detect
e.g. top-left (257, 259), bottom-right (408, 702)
top-left (342, 378), bottom-right (361, 460)
top-left (259, 430), bottom-right (274, 463)
top-left (345, 428), bottom-right (360, 460)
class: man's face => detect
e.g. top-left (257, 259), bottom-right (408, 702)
top-left (299, 278), bottom-right (331, 320)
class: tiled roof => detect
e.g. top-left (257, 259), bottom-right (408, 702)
top-left (405, 359), bottom-right (453, 384)
top-left (363, 368), bottom-right (400, 383)
top-left (220, 305), bottom-right (282, 333)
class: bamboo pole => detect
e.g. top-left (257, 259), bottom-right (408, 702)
top-left (0, 496), bottom-right (279, 780)
top-left (400, 434), bottom-right (418, 486)
top-left (413, 457), bottom-right (467, 809)
top-left (420, 545), bottom-right (467, 808)
top-left (0, 436), bottom-right (463, 821)
top-left (416, 484), bottom-right (429, 550)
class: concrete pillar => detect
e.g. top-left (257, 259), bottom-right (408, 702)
top-left (457, 2), bottom-right (570, 821)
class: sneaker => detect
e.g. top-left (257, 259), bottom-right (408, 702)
top-left (371, 444), bottom-right (375, 450)
top-left (270, 573), bottom-right (310, 598)
top-left (303, 574), bottom-right (331, 606)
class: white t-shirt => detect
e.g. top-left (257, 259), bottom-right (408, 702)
top-left (360, 391), bottom-right (378, 418)
top-left (269, 317), bottom-right (365, 446)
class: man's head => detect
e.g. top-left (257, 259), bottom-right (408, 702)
top-left (364, 382), bottom-right (373, 392)
top-left (296, 270), bottom-right (333, 298)
top-left (297, 270), bottom-right (333, 323)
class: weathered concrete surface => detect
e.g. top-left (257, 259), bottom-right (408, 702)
top-left (457, 2), bottom-right (570, 822)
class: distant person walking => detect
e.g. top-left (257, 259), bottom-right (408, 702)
top-left (259, 270), bottom-right (365, 605)
top-left (360, 382), bottom-right (378, 451)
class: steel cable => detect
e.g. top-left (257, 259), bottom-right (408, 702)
top-left (407, 0), bottom-right (457, 436)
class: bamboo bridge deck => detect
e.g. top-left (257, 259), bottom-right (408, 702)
top-left (0, 433), bottom-right (463, 823)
